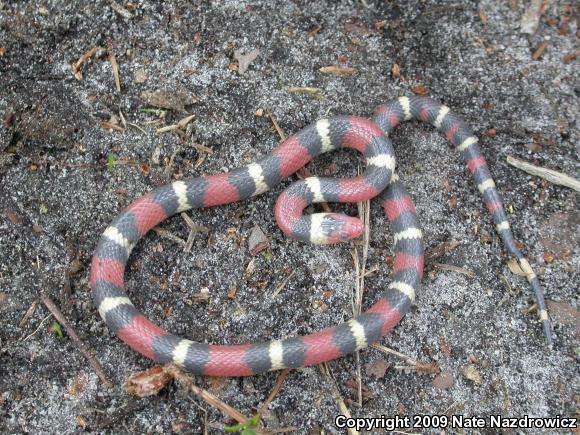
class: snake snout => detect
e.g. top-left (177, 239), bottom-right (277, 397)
top-left (322, 214), bottom-right (364, 244)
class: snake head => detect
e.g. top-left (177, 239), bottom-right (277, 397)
top-left (319, 213), bottom-right (364, 244)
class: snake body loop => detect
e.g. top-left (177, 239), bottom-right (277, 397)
top-left (90, 96), bottom-right (551, 377)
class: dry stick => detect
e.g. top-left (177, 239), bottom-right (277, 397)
top-left (258, 368), bottom-right (291, 416)
top-left (267, 111), bottom-right (287, 141)
top-left (151, 227), bottom-right (187, 247)
top-left (189, 399), bottom-right (209, 435)
top-left (433, 263), bottom-right (476, 278)
top-left (352, 174), bottom-right (371, 407)
top-left (165, 364), bottom-right (248, 424)
top-left (349, 247), bottom-right (363, 407)
top-left (109, 51), bottom-right (121, 92)
top-left (39, 292), bottom-right (114, 388)
top-left (20, 313), bottom-right (52, 342)
top-left (371, 343), bottom-right (418, 366)
top-left (506, 156), bottom-right (580, 192)
top-left (321, 363), bottom-right (359, 435)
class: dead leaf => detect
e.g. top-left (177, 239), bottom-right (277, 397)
top-left (0, 292), bottom-right (9, 307)
top-left (248, 225), bottom-right (268, 256)
top-left (539, 212), bottom-right (579, 257)
top-left (75, 416), bottom-right (88, 429)
top-left (2, 111), bottom-right (13, 128)
top-left (562, 51), bottom-right (578, 64)
top-left (439, 335), bottom-right (451, 357)
top-left (366, 359), bottom-right (390, 378)
top-left (432, 371), bottom-right (454, 389)
top-left (460, 364), bottom-right (482, 385)
top-left (204, 376), bottom-right (228, 393)
top-left (479, 9), bottom-right (488, 24)
top-left (6, 211), bottom-right (22, 225)
top-left (134, 68), bottom-right (147, 83)
top-left (546, 300), bottom-right (579, 335)
top-left (140, 90), bottom-right (197, 112)
top-left (344, 21), bottom-right (374, 36)
top-left (234, 48), bottom-right (260, 75)
top-left (412, 85), bottom-right (428, 96)
top-left (391, 63), bottom-right (401, 78)
top-left (127, 366), bottom-right (172, 397)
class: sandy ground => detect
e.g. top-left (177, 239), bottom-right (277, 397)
top-left (1, 1), bottom-right (578, 434)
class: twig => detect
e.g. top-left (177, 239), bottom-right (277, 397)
top-left (271, 270), bottom-right (296, 299)
top-left (267, 111), bottom-right (286, 141)
top-left (321, 363), bottom-right (359, 435)
top-left (152, 227), bottom-right (187, 247)
top-left (371, 343), bottom-right (418, 366)
top-left (39, 292), bottom-right (114, 388)
top-left (351, 168), bottom-right (371, 407)
top-left (165, 364), bottom-right (248, 423)
top-left (507, 156), bottom-right (580, 192)
top-left (20, 313), bottom-right (52, 342)
top-left (432, 263), bottom-right (476, 278)
top-left (258, 368), bottom-right (291, 416)
top-left (264, 427), bottom-right (299, 434)
top-left (109, 0), bottom-right (134, 19)
top-left (19, 301), bottom-right (38, 328)
top-left (180, 212), bottom-right (210, 252)
top-left (108, 51), bottom-right (121, 92)
top-left (287, 87), bottom-right (323, 99)
top-left (189, 399), bottom-right (209, 435)
top-left (71, 46), bottom-right (104, 80)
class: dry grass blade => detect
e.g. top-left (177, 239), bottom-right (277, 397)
top-left (351, 167), bottom-right (371, 407)
top-left (271, 270), bottom-right (296, 299)
top-left (19, 301), bottom-right (38, 328)
top-left (320, 363), bottom-right (359, 435)
top-left (109, 51), bottom-right (121, 92)
top-left (287, 87), bottom-right (323, 98)
top-left (433, 263), bottom-right (476, 278)
top-left (507, 156), bottom-right (580, 192)
top-left (267, 111), bottom-right (286, 141)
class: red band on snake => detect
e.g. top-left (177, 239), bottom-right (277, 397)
top-left (90, 96), bottom-right (552, 377)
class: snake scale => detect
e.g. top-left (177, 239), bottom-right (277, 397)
top-left (90, 96), bottom-right (552, 377)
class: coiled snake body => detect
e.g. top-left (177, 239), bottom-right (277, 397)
top-left (90, 96), bottom-right (551, 377)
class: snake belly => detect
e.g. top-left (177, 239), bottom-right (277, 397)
top-left (90, 96), bottom-right (551, 377)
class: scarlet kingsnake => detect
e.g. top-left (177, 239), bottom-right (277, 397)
top-left (90, 96), bottom-right (552, 376)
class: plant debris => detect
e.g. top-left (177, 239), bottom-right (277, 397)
top-left (233, 48), bottom-right (260, 75)
top-left (140, 90), bottom-right (198, 112)
top-left (248, 225), bottom-right (268, 256)
top-left (319, 66), bottom-right (357, 75)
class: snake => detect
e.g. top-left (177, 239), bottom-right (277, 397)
top-left (90, 96), bottom-right (552, 377)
